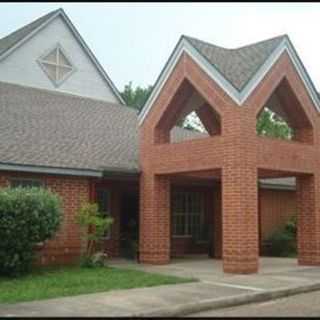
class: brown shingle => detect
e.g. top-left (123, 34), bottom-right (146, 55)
top-left (0, 82), bottom-right (200, 173)
top-left (184, 34), bottom-right (286, 91)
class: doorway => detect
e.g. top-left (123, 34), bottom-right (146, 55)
top-left (120, 191), bottom-right (139, 259)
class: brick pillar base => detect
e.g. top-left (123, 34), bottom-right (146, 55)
top-left (139, 173), bottom-right (170, 264)
top-left (297, 174), bottom-right (320, 266)
top-left (222, 165), bottom-right (259, 274)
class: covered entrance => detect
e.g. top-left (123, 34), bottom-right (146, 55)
top-left (137, 35), bottom-right (320, 274)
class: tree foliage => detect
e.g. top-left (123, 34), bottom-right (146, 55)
top-left (75, 202), bottom-right (113, 267)
top-left (257, 108), bottom-right (292, 140)
top-left (0, 187), bottom-right (62, 276)
top-left (267, 215), bottom-right (297, 257)
top-left (120, 81), bottom-right (153, 111)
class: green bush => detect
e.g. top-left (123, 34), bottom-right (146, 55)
top-left (0, 187), bottom-right (62, 276)
top-left (267, 215), bottom-right (297, 257)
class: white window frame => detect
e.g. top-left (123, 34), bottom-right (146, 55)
top-left (96, 188), bottom-right (112, 240)
top-left (37, 43), bottom-right (76, 88)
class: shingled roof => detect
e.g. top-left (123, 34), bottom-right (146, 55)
top-left (0, 81), bottom-right (203, 175)
top-left (184, 35), bottom-right (286, 91)
top-left (0, 9), bottom-right (59, 57)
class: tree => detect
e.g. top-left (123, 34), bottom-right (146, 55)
top-left (75, 202), bottom-right (113, 268)
top-left (257, 108), bottom-right (292, 140)
top-left (120, 81), bottom-right (153, 111)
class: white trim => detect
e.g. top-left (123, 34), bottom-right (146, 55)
top-left (138, 36), bottom-right (320, 126)
top-left (58, 9), bottom-right (125, 105)
top-left (0, 11), bottom-right (59, 62)
top-left (0, 9), bottom-right (125, 105)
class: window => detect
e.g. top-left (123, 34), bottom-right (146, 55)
top-left (96, 188), bottom-right (112, 239)
top-left (172, 191), bottom-right (207, 242)
top-left (10, 178), bottom-right (44, 189)
top-left (38, 44), bottom-right (75, 87)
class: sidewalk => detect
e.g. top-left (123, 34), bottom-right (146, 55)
top-left (1, 258), bottom-right (320, 317)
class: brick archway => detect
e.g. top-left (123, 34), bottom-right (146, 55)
top-left (138, 44), bottom-right (320, 274)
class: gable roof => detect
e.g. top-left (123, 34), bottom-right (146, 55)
top-left (0, 8), bottom-right (125, 105)
top-left (0, 81), bottom-right (201, 177)
top-left (139, 34), bottom-right (320, 125)
top-left (0, 9), bottom-right (59, 57)
top-left (185, 35), bottom-right (285, 92)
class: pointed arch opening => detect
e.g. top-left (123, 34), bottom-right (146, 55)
top-left (154, 79), bottom-right (221, 144)
top-left (256, 78), bottom-right (314, 144)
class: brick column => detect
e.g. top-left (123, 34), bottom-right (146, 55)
top-left (297, 174), bottom-right (320, 265)
top-left (222, 165), bottom-right (259, 274)
top-left (139, 173), bottom-right (170, 264)
top-left (213, 185), bottom-right (222, 259)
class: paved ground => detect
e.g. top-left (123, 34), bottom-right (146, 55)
top-left (109, 256), bottom-right (320, 291)
top-left (187, 290), bottom-right (320, 317)
top-left (1, 257), bottom-right (320, 317)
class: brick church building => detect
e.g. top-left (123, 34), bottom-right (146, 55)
top-left (1, 9), bottom-right (316, 274)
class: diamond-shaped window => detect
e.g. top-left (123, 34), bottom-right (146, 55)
top-left (38, 45), bottom-right (75, 87)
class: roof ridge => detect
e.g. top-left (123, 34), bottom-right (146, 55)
top-left (233, 34), bottom-right (288, 51)
top-left (183, 35), bottom-right (229, 51)
top-left (184, 34), bottom-right (287, 51)
top-left (0, 9), bottom-right (59, 55)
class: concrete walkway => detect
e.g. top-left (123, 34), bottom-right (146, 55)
top-left (1, 257), bottom-right (320, 317)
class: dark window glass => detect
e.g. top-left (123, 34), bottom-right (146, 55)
top-left (10, 179), bottom-right (44, 189)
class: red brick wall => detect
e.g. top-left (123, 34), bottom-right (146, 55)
top-left (139, 49), bottom-right (320, 273)
top-left (0, 171), bottom-right (90, 265)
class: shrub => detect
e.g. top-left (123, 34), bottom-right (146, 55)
top-left (267, 215), bottom-right (297, 257)
top-left (75, 202), bottom-right (113, 268)
top-left (0, 187), bottom-right (62, 276)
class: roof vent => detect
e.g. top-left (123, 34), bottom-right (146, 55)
top-left (38, 44), bottom-right (76, 87)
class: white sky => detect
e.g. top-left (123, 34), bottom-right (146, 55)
top-left (1, 2), bottom-right (320, 92)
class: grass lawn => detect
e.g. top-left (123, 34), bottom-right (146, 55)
top-left (0, 266), bottom-right (194, 304)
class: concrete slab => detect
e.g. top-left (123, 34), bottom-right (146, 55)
top-left (1, 257), bottom-right (320, 317)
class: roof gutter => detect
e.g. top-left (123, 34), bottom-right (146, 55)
top-left (0, 162), bottom-right (103, 177)
top-left (101, 167), bottom-right (140, 177)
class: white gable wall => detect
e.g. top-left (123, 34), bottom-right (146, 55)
top-left (0, 16), bottom-right (119, 103)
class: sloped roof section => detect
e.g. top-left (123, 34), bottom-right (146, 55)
top-left (0, 9), bottom-right (59, 57)
top-left (185, 35), bottom-right (285, 91)
top-left (0, 81), bottom-right (201, 175)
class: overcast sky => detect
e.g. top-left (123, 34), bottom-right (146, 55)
top-left (1, 2), bottom-right (320, 92)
